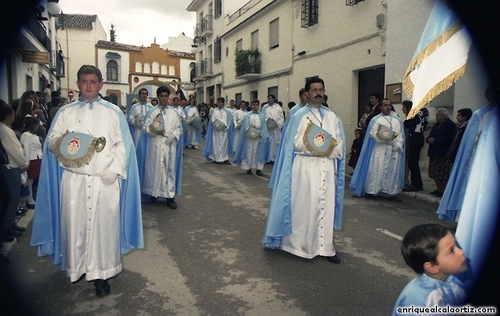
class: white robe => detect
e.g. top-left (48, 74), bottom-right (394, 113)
top-left (209, 108), bottom-right (230, 162)
top-left (46, 101), bottom-right (127, 282)
top-left (128, 102), bottom-right (152, 146)
top-left (142, 107), bottom-right (181, 198)
top-left (240, 113), bottom-right (264, 171)
top-left (263, 103), bottom-right (284, 161)
top-left (233, 109), bottom-right (247, 154)
top-left (365, 114), bottom-right (405, 196)
top-left (280, 107), bottom-right (344, 258)
top-left (186, 105), bottom-right (200, 146)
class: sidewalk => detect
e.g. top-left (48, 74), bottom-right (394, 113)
top-left (345, 165), bottom-right (441, 205)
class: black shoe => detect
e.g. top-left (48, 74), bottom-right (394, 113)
top-left (16, 207), bottom-right (27, 217)
top-left (256, 170), bottom-right (263, 176)
top-left (12, 223), bottom-right (26, 232)
top-left (327, 255), bottom-right (341, 264)
top-left (430, 190), bottom-right (442, 196)
top-left (402, 185), bottom-right (423, 192)
top-left (26, 203), bottom-right (35, 209)
top-left (166, 199), bottom-right (178, 209)
top-left (223, 160), bottom-right (231, 165)
top-left (364, 193), bottom-right (373, 199)
top-left (0, 233), bottom-right (14, 242)
top-left (246, 169), bottom-right (253, 175)
top-left (390, 195), bottom-right (403, 203)
top-left (190, 145), bottom-right (197, 149)
top-left (4, 228), bottom-right (22, 238)
top-left (94, 279), bottom-right (110, 297)
top-left (150, 196), bottom-right (158, 203)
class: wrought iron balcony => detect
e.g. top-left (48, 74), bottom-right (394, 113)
top-left (201, 15), bottom-right (213, 36)
top-left (22, 13), bottom-right (51, 52)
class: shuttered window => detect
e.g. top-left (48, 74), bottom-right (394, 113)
top-left (269, 18), bottom-right (279, 49)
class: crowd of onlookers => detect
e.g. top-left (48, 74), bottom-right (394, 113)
top-left (0, 86), bottom-right (69, 265)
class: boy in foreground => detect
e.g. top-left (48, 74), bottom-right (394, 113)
top-left (392, 224), bottom-right (467, 315)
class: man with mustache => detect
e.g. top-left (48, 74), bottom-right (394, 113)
top-left (263, 77), bottom-right (345, 264)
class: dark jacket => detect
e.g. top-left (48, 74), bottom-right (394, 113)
top-left (426, 118), bottom-right (457, 158)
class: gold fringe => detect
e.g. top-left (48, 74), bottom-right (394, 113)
top-left (54, 130), bottom-right (97, 168)
top-left (302, 119), bottom-right (337, 157)
top-left (403, 21), bottom-right (464, 98)
top-left (406, 63), bottom-right (467, 119)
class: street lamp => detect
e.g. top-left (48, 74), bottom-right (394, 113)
top-left (47, 0), bottom-right (61, 15)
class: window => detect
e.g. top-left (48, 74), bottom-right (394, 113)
top-left (251, 30), bottom-right (259, 49)
top-left (268, 86), bottom-right (278, 101)
top-left (236, 39), bottom-right (243, 51)
top-left (214, 37), bottom-right (222, 63)
top-left (235, 93), bottom-right (242, 105)
top-left (269, 18), bottom-right (279, 48)
top-left (301, 0), bottom-right (319, 28)
top-left (215, 0), bottom-right (222, 18)
top-left (107, 60), bottom-right (118, 81)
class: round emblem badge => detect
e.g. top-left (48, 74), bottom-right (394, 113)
top-left (382, 128), bottom-right (390, 137)
top-left (153, 119), bottom-right (162, 127)
top-left (313, 132), bottom-right (325, 147)
top-left (67, 137), bottom-right (80, 155)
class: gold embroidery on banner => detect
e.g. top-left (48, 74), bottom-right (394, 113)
top-left (54, 130), bottom-right (105, 168)
top-left (302, 118), bottom-right (337, 157)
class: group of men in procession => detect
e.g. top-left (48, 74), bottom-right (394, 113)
top-left (14, 63), bottom-right (498, 311)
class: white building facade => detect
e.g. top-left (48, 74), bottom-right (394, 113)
top-left (187, 0), bottom-right (488, 151)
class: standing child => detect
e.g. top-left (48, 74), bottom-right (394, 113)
top-left (392, 224), bottom-right (467, 315)
top-left (19, 116), bottom-right (42, 209)
top-left (348, 128), bottom-right (364, 172)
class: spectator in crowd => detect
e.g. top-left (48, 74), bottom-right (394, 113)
top-left (446, 108), bottom-right (473, 164)
top-left (426, 108), bottom-right (457, 197)
top-left (402, 101), bottom-right (429, 192)
top-left (0, 100), bottom-right (29, 242)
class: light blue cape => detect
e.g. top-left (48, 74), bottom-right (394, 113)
top-left (350, 112), bottom-right (405, 196)
top-left (203, 107), bottom-right (235, 161)
top-left (30, 98), bottom-right (144, 268)
top-left (136, 105), bottom-right (184, 202)
top-left (262, 105), bottom-right (345, 248)
top-left (233, 111), bottom-right (270, 166)
top-left (436, 105), bottom-right (493, 221)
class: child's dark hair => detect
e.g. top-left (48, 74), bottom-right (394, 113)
top-left (401, 223), bottom-right (451, 274)
top-left (355, 127), bottom-right (364, 138)
top-left (21, 117), bottom-right (39, 134)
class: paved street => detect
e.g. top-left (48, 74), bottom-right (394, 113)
top-left (1, 139), bottom-right (456, 315)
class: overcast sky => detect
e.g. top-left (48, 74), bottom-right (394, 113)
top-left (60, 0), bottom-right (196, 46)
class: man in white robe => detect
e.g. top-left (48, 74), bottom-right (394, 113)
top-left (185, 98), bottom-right (201, 149)
top-left (261, 95), bottom-right (284, 163)
top-left (141, 86), bottom-right (182, 209)
top-left (232, 100), bottom-right (247, 154)
top-left (31, 65), bottom-right (143, 297)
top-left (263, 77), bottom-right (345, 263)
top-left (203, 97), bottom-right (234, 164)
top-left (127, 88), bottom-right (152, 146)
top-left (233, 99), bottom-right (269, 176)
top-left (350, 98), bottom-right (405, 201)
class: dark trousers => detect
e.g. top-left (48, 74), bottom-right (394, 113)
top-left (0, 166), bottom-right (21, 230)
top-left (408, 133), bottom-right (424, 188)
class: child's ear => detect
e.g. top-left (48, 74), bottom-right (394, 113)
top-left (423, 261), bottom-right (439, 275)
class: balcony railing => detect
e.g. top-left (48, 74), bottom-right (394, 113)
top-left (201, 15), bottom-right (213, 36)
top-left (22, 13), bottom-right (51, 52)
top-left (201, 58), bottom-right (213, 77)
top-left (50, 50), bottom-right (65, 77)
